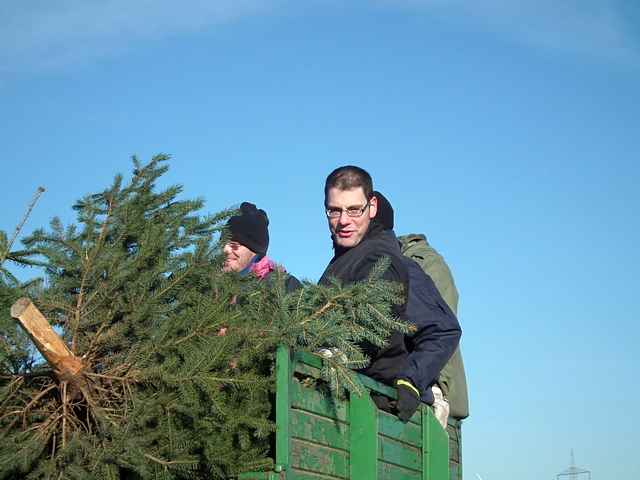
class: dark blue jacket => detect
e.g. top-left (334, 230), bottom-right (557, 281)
top-left (320, 223), bottom-right (461, 404)
top-left (319, 224), bottom-right (411, 386)
top-left (402, 255), bottom-right (461, 404)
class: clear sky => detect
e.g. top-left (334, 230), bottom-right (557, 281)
top-left (2, 1), bottom-right (639, 478)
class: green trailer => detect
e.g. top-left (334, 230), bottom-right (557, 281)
top-left (239, 346), bottom-right (462, 480)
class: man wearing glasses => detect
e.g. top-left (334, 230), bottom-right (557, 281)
top-left (319, 165), bottom-right (421, 422)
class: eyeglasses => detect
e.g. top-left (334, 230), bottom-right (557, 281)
top-left (325, 203), bottom-right (370, 218)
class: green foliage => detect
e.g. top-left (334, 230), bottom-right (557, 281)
top-left (0, 227), bottom-right (46, 410)
top-left (0, 155), bottom-right (406, 479)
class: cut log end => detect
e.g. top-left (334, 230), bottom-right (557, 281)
top-left (11, 297), bottom-right (33, 319)
top-left (11, 297), bottom-right (86, 383)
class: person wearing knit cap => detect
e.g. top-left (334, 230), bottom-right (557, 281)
top-left (223, 202), bottom-right (269, 273)
top-left (223, 202), bottom-right (301, 291)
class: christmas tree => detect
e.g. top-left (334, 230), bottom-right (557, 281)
top-left (0, 189), bottom-right (48, 406)
top-left (0, 156), bottom-right (409, 479)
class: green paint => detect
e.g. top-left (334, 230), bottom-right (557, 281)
top-left (378, 462), bottom-right (423, 480)
top-left (244, 348), bottom-right (457, 480)
top-left (237, 470), bottom-right (282, 480)
top-left (356, 372), bottom-right (397, 398)
top-left (275, 345), bottom-right (291, 472)
top-left (379, 435), bottom-right (422, 472)
top-left (378, 410), bottom-right (422, 446)
top-left (350, 391), bottom-right (378, 480)
top-left (290, 378), bottom-right (349, 422)
top-left (446, 419), bottom-right (463, 480)
top-left (289, 409), bottom-right (349, 450)
top-left (292, 361), bottom-right (322, 379)
top-left (290, 439), bottom-right (349, 478)
top-left (294, 350), bottom-right (323, 369)
top-left (422, 406), bottom-right (449, 480)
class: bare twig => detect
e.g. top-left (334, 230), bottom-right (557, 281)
top-left (61, 382), bottom-right (68, 448)
top-left (0, 371), bottom-right (54, 381)
top-left (0, 186), bottom-right (45, 268)
top-left (172, 320), bottom-right (217, 346)
top-left (51, 431), bottom-right (56, 460)
top-left (83, 317), bottom-right (112, 360)
top-left (0, 376), bottom-right (24, 411)
top-left (143, 453), bottom-right (197, 467)
top-left (22, 383), bottom-right (56, 429)
top-left (299, 298), bottom-right (342, 325)
top-left (85, 372), bottom-right (136, 382)
top-left (152, 264), bottom-right (195, 300)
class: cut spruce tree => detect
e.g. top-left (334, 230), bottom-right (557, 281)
top-left (0, 155), bottom-right (409, 479)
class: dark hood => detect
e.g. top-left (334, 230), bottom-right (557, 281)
top-left (372, 190), bottom-right (394, 230)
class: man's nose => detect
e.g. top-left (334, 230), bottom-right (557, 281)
top-left (337, 211), bottom-right (351, 225)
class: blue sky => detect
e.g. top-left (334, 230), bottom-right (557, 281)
top-left (1, 1), bottom-right (639, 478)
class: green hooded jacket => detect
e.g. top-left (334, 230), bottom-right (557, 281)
top-left (398, 234), bottom-right (469, 419)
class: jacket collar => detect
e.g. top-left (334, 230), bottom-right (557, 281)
top-left (332, 219), bottom-right (385, 258)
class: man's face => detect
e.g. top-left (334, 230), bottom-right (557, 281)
top-left (223, 241), bottom-right (256, 272)
top-left (325, 187), bottom-right (378, 249)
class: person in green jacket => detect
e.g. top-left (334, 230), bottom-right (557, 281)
top-left (399, 234), bottom-right (469, 421)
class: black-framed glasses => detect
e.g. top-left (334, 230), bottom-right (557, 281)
top-left (325, 203), bottom-right (370, 218)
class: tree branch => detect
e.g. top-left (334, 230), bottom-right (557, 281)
top-left (0, 186), bottom-right (45, 268)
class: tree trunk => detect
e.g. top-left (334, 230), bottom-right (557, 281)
top-left (11, 298), bottom-right (85, 383)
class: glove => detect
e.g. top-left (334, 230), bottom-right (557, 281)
top-left (316, 347), bottom-right (347, 362)
top-left (395, 379), bottom-right (421, 423)
top-left (371, 393), bottom-right (394, 412)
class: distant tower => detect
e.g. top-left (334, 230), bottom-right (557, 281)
top-left (556, 449), bottom-right (591, 480)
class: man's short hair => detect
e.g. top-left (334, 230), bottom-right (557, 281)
top-left (324, 166), bottom-right (374, 203)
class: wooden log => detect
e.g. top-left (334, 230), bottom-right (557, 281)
top-left (11, 297), bottom-right (84, 382)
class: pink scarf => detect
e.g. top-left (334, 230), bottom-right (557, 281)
top-left (249, 256), bottom-right (278, 280)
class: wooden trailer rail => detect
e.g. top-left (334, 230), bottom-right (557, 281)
top-left (240, 346), bottom-right (461, 480)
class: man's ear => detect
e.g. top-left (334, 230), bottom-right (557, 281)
top-left (368, 195), bottom-right (378, 219)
